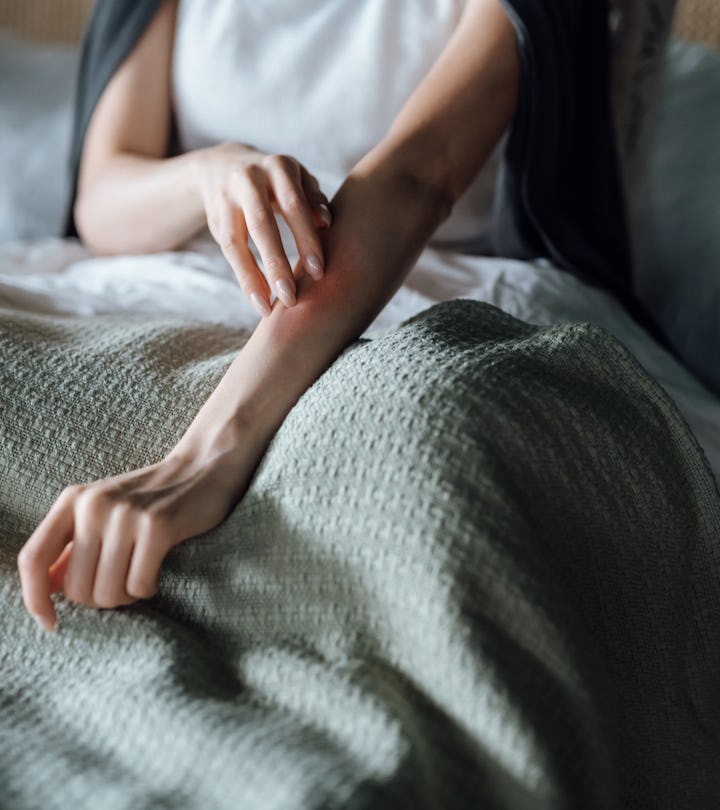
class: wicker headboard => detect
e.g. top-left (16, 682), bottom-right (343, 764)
top-left (674, 0), bottom-right (720, 46)
top-left (0, 0), bottom-right (718, 47)
top-left (0, 0), bottom-right (93, 44)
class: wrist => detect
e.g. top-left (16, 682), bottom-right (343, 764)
top-left (166, 407), bottom-right (272, 482)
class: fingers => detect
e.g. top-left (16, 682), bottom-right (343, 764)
top-left (237, 169), bottom-right (297, 309)
top-left (268, 157), bottom-right (327, 281)
top-left (126, 514), bottom-right (170, 600)
top-left (207, 199), bottom-right (272, 318)
top-left (17, 486), bottom-right (76, 631)
top-left (63, 489), bottom-right (111, 608)
top-left (301, 168), bottom-right (333, 232)
top-left (92, 505), bottom-right (136, 608)
top-left (17, 484), bottom-right (175, 632)
top-left (205, 151), bottom-right (332, 318)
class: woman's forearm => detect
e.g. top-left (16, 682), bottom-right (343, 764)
top-left (74, 151), bottom-right (206, 255)
top-left (167, 164), bottom-right (452, 474)
top-left (169, 0), bottom-right (519, 477)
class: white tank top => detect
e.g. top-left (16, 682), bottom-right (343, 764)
top-left (172, 0), bottom-right (502, 246)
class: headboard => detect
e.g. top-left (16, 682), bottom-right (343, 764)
top-left (0, 0), bottom-right (93, 44)
top-left (674, 0), bottom-right (720, 47)
top-left (0, 0), bottom-right (719, 48)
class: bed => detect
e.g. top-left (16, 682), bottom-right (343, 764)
top-left (1, 3), bottom-right (719, 809)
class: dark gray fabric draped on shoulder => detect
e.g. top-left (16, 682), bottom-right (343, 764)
top-left (63, 0), bottom-right (664, 339)
top-left (64, 0), bottom-right (164, 238)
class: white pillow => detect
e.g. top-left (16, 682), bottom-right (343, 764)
top-left (0, 32), bottom-right (78, 242)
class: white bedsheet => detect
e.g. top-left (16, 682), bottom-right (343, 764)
top-left (2, 234), bottom-right (719, 484)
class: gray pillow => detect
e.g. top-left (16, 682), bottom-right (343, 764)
top-left (610, 0), bottom-right (679, 231)
top-left (635, 41), bottom-right (720, 392)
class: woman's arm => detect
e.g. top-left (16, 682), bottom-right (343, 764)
top-left (75, 0), bottom-right (332, 316)
top-left (173, 0), bottom-right (519, 451)
top-left (18, 0), bottom-right (519, 631)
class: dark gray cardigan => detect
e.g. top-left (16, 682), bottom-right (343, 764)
top-left (63, 0), bottom-right (666, 340)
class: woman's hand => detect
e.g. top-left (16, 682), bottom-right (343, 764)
top-left (74, 1), bottom-right (331, 291)
top-left (17, 446), bottom-right (252, 633)
top-left (195, 143), bottom-right (333, 317)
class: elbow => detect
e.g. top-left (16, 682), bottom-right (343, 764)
top-left (74, 187), bottom-right (141, 256)
top-left (72, 195), bottom-right (92, 249)
top-left (73, 191), bottom-right (113, 255)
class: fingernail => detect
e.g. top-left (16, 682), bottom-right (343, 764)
top-left (275, 278), bottom-right (296, 307)
top-left (306, 254), bottom-right (324, 280)
top-left (319, 203), bottom-right (332, 227)
top-left (34, 614), bottom-right (56, 633)
top-left (250, 292), bottom-right (271, 318)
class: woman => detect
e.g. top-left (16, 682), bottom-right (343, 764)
top-left (18, 0), bottom-right (630, 632)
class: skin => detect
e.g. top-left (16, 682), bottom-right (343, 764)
top-left (17, 0), bottom-right (519, 632)
top-left (71, 0), bottom-right (332, 314)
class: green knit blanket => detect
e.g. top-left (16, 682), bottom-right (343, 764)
top-left (1, 300), bottom-right (719, 809)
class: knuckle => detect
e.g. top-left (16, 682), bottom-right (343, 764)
top-left (262, 255), bottom-right (287, 276)
top-left (280, 191), bottom-right (304, 213)
top-left (218, 230), bottom-right (239, 253)
top-left (137, 508), bottom-right (170, 537)
top-left (74, 496), bottom-right (112, 537)
top-left (74, 487), bottom-right (104, 514)
top-left (207, 211), bottom-right (222, 234)
top-left (17, 545), bottom-right (40, 571)
top-left (148, 504), bottom-right (171, 526)
top-left (262, 153), bottom-right (281, 170)
top-left (245, 206), bottom-right (271, 233)
top-left (276, 153), bottom-right (297, 171)
top-left (61, 483), bottom-right (85, 501)
top-left (111, 501), bottom-right (134, 523)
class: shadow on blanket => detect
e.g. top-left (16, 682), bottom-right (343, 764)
top-left (1, 299), bottom-right (719, 810)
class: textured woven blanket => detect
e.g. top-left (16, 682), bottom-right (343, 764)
top-left (1, 300), bottom-right (719, 809)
